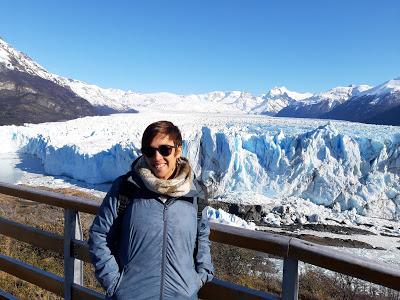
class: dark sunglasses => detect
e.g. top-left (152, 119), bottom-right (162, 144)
top-left (141, 145), bottom-right (177, 157)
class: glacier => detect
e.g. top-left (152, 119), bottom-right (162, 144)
top-left (0, 112), bottom-right (399, 226)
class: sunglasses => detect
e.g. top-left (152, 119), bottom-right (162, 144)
top-left (141, 144), bottom-right (177, 157)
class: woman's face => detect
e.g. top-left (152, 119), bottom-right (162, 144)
top-left (143, 133), bottom-right (182, 180)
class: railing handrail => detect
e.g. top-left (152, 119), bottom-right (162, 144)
top-left (0, 182), bottom-right (99, 214)
top-left (210, 223), bottom-right (400, 290)
top-left (0, 182), bottom-right (399, 299)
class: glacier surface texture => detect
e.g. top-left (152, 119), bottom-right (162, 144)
top-left (1, 112), bottom-right (399, 222)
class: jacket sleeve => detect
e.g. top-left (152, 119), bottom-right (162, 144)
top-left (194, 198), bottom-right (215, 286)
top-left (88, 179), bottom-right (122, 297)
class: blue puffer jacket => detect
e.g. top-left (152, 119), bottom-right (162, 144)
top-left (88, 169), bottom-right (214, 300)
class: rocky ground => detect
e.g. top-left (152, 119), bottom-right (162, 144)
top-left (209, 200), bottom-right (391, 250)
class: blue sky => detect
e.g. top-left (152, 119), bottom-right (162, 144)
top-left (1, 0), bottom-right (399, 95)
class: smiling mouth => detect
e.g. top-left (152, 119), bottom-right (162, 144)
top-left (155, 163), bottom-right (166, 170)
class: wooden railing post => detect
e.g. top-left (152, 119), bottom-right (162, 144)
top-left (64, 209), bottom-right (83, 300)
top-left (282, 258), bottom-right (299, 300)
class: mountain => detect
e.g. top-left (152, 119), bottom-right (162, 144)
top-left (1, 37), bottom-right (399, 126)
top-left (0, 38), bottom-right (98, 125)
top-left (276, 85), bottom-right (371, 118)
top-left (1, 37), bottom-right (324, 116)
top-left (322, 78), bottom-right (400, 124)
top-left (250, 86), bottom-right (312, 115)
top-left (86, 90), bottom-right (263, 114)
top-left (0, 66), bottom-right (97, 125)
top-left (364, 105), bottom-right (400, 126)
top-left (0, 38), bottom-right (266, 115)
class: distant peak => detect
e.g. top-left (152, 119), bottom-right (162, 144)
top-left (266, 86), bottom-right (313, 101)
top-left (270, 86), bottom-right (289, 94)
top-left (385, 78), bottom-right (400, 89)
top-left (364, 77), bottom-right (400, 96)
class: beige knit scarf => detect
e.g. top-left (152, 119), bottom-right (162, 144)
top-left (134, 156), bottom-right (193, 197)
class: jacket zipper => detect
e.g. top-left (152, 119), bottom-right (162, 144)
top-left (160, 199), bottom-right (173, 300)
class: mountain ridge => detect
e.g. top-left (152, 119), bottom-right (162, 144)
top-left (0, 37), bottom-right (300, 115)
top-left (1, 37), bottom-right (399, 126)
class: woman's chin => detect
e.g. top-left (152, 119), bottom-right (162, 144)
top-left (153, 168), bottom-right (168, 180)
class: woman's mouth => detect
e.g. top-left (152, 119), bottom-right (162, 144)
top-left (155, 163), bottom-right (167, 170)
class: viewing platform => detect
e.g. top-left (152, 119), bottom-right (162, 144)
top-left (0, 182), bottom-right (399, 300)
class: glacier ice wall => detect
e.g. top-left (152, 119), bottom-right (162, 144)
top-left (185, 124), bottom-right (400, 219)
top-left (0, 116), bottom-right (399, 220)
top-left (22, 136), bottom-right (139, 183)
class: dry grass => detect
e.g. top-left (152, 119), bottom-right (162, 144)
top-left (211, 242), bottom-right (281, 296)
top-left (0, 187), bottom-right (101, 299)
top-left (298, 265), bottom-right (400, 300)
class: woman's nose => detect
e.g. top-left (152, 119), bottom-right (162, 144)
top-left (154, 149), bottom-right (163, 160)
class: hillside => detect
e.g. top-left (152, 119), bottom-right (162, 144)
top-left (0, 67), bottom-right (97, 125)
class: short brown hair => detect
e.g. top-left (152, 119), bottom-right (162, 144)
top-left (141, 121), bottom-right (182, 149)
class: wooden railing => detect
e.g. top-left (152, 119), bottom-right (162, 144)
top-left (0, 182), bottom-right (399, 300)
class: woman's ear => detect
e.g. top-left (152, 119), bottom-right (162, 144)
top-left (175, 145), bottom-right (182, 159)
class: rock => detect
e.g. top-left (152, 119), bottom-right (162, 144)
top-left (307, 214), bottom-right (320, 223)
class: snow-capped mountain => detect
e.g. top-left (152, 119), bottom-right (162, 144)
top-left (0, 38), bottom-right (310, 116)
top-left (250, 86), bottom-right (312, 115)
top-left (1, 37), bottom-right (399, 125)
top-left (89, 90), bottom-right (264, 114)
top-left (0, 38), bottom-right (136, 114)
top-left (0, 38), bottom-right (52, 78)
top-left (323, 78), bottom-right (400, 125)
top-left (0, 38), bottom-right (267, 114)
top-left (363, 77), bottom-right (400, 96)
top-left (0, 39), bottom-right (97, 125)
top-left (276, 85), bottom-right (371, 118)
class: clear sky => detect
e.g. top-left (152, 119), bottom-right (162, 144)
top-left (1, 0), bottom-right (399, 95)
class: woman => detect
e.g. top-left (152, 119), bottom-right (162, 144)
top-left (89, 121), bottom-right (214, 300)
